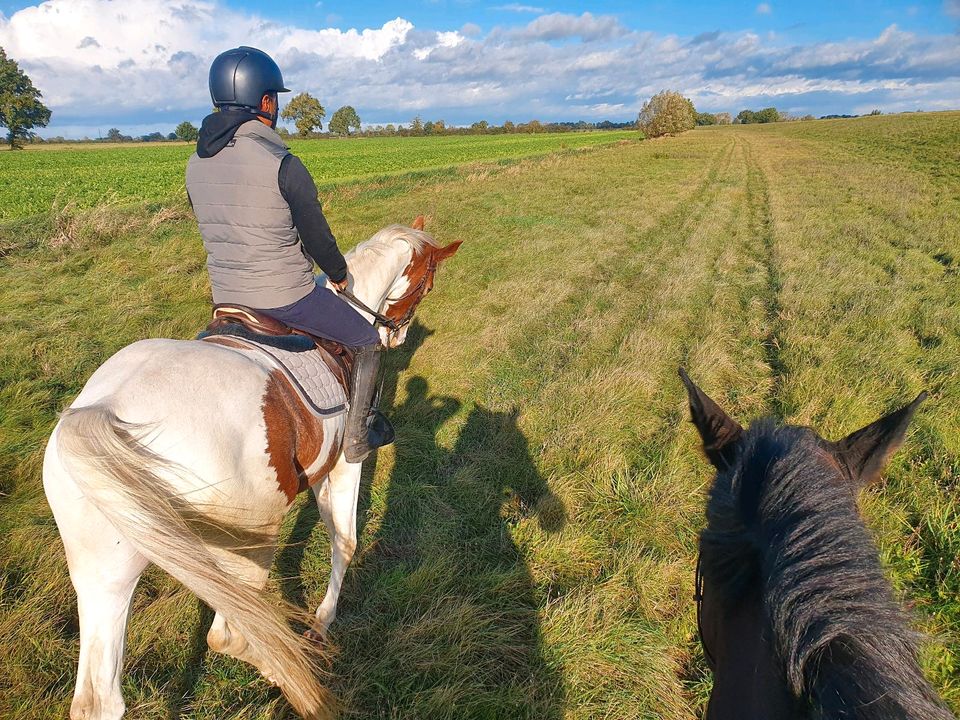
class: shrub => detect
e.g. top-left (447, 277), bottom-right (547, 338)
top-left (637, 91), bottom-right (697, 138)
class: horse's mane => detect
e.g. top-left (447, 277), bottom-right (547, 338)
top-left (701, 420), bottom-right (952, 719)
top-left (345, 224), bottom-right (440, 260)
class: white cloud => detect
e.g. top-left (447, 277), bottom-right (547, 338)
top-left (280, 18), bottom-right (412, 59)
top-left (946, 0), bottom-right (960, 17)
top-left (491, 4), bottom-right (545, 12)
top-left (756, 3), bottom-right (772, 14)
top-left (0, 0), bottom-right (419, 127)
top-left (516, 12), bottom-right (627, 41)
top-left (413, 30), bottom-right (464, 59)
top-left (0, 0), bottom-right (956, 136)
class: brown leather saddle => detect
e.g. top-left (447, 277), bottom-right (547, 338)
top-left (203, 304), bottom-right (354, 392)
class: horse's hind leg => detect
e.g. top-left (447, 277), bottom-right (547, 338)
top-left (44, 443), bottom-right (148, 720)
top-left (309, 459), bottom-right (362, 638)
top-left (204, 544), bottom-right (279, 679)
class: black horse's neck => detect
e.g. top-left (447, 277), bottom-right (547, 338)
top-left (704, 581), bottom-right (800, 720)
top-left (701, 423), bottom-right (953, 720)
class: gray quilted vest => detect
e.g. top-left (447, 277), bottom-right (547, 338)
top-left (186, 121), bottom-right (315, 308)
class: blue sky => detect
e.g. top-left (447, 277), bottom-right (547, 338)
top-left (226, 0), bottom-right (952, 41)
top-left (0, 0), bottom-right (957, 138)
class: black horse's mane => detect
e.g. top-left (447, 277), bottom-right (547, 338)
top-left (700, 419), bottom-right (952, 719)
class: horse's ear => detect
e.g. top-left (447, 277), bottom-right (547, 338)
top-left (679, 368), bottom-right (744, 470)
top-left (830, 391), bottom-right (927, 486)
top-left (412, 215), bottom-right (425, 230)
top-left (435, 239), bottom-right (462, 262)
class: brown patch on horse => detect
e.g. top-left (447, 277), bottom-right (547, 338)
top-left (384, 240), bottom-right (462, 327)
top-left (384, 248), bottom-right (435, 326)
top-left (435, 239), bottom-right (462, 261)
top-left (411, 215), bottom-right (425, 230)
top-left (261, 370), bottom-right (338, 502)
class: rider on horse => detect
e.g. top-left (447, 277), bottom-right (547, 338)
top-left (185, 46), bottom-right (386, 463)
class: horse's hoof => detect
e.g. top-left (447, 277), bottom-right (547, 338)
top-left (303, 627), bottom-right (326, 643)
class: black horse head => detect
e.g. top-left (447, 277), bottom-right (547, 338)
top-left (679, 368), bottom-right (952, 720)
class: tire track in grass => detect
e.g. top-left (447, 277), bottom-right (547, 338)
top-left (521, 138), bottom-right (758, 720)
top-left (560, 136), bottom-right (743, 473)
top-left (667, 136), bottom-right (786, 711)
top-left (494, 136), bottom-right (741, 508)
top-left (742, 137), bottom-right (787, 416)
top-left (531, 134), bottom-right (781, 718)
top-left (524, 135), bottom-right (743, 532)
top-left (486, 138), bottom-right (739, 403)
top-left (379, 137), bottom-right (733, 409)
top-left (547, 132), bottom-right (781, 718)
top-left (602, 135), bottom-right (759, 555)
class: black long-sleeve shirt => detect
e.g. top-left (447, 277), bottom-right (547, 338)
top-left (278, 154), bottom-right (348, 284)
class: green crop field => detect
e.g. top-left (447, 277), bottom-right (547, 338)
top-left (0, 131), bottom-right (637, 220)
top-left (1, 112), bottom-right (958, 719)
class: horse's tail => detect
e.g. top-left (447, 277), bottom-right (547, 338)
top-left (56, 404), bottom-right (334, 720)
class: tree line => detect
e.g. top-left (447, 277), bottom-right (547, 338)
top-left (274, 92), bottom-right (636, 138)
top-left (85, 101), bottom-right (889, 145)
top-left (70, 115), bottom-right (637, 146)
top-left (328, 117), bottom-right (636, 138)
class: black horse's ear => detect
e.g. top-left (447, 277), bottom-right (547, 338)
top-left (830, 391), bottom-right (927, 486)
top-left (679, 368), bottom-right (744, 470)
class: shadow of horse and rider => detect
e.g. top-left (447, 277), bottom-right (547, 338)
top-left (273, 320), bottom-right (567, 718)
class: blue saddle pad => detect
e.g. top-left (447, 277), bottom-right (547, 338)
top-left (197, 323), bottom-right (315, 353)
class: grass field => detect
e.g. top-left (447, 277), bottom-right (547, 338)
top-left (1, 111), bottom-right (958, 718)
top-left (0, 130), bottom-right (638, 220)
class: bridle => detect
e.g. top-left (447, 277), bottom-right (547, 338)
top-left (382, 251), bottom-right (438, 332)
top-left (336, 250), bottom-right (438, 341)
top-left (694, 551), bottom-right (717, 670)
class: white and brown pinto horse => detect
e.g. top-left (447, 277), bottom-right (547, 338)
top-left (42, 219), bottom-right (461, 720)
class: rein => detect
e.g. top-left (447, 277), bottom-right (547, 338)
top-left (694, 551), bottom-right (717, 670)
top-left (336, 288), bottom-right (400, 331)
top-left (337, 251), bottom-right (438, 338)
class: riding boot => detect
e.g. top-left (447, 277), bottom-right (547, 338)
top-left (343, 344), bottom-right (387, 463)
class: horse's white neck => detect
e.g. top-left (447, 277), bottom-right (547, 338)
top-left (338, 240), bottom-right (413, 321)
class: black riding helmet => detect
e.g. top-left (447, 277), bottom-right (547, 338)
top-left (209, 46), bottom-right (290, 126)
